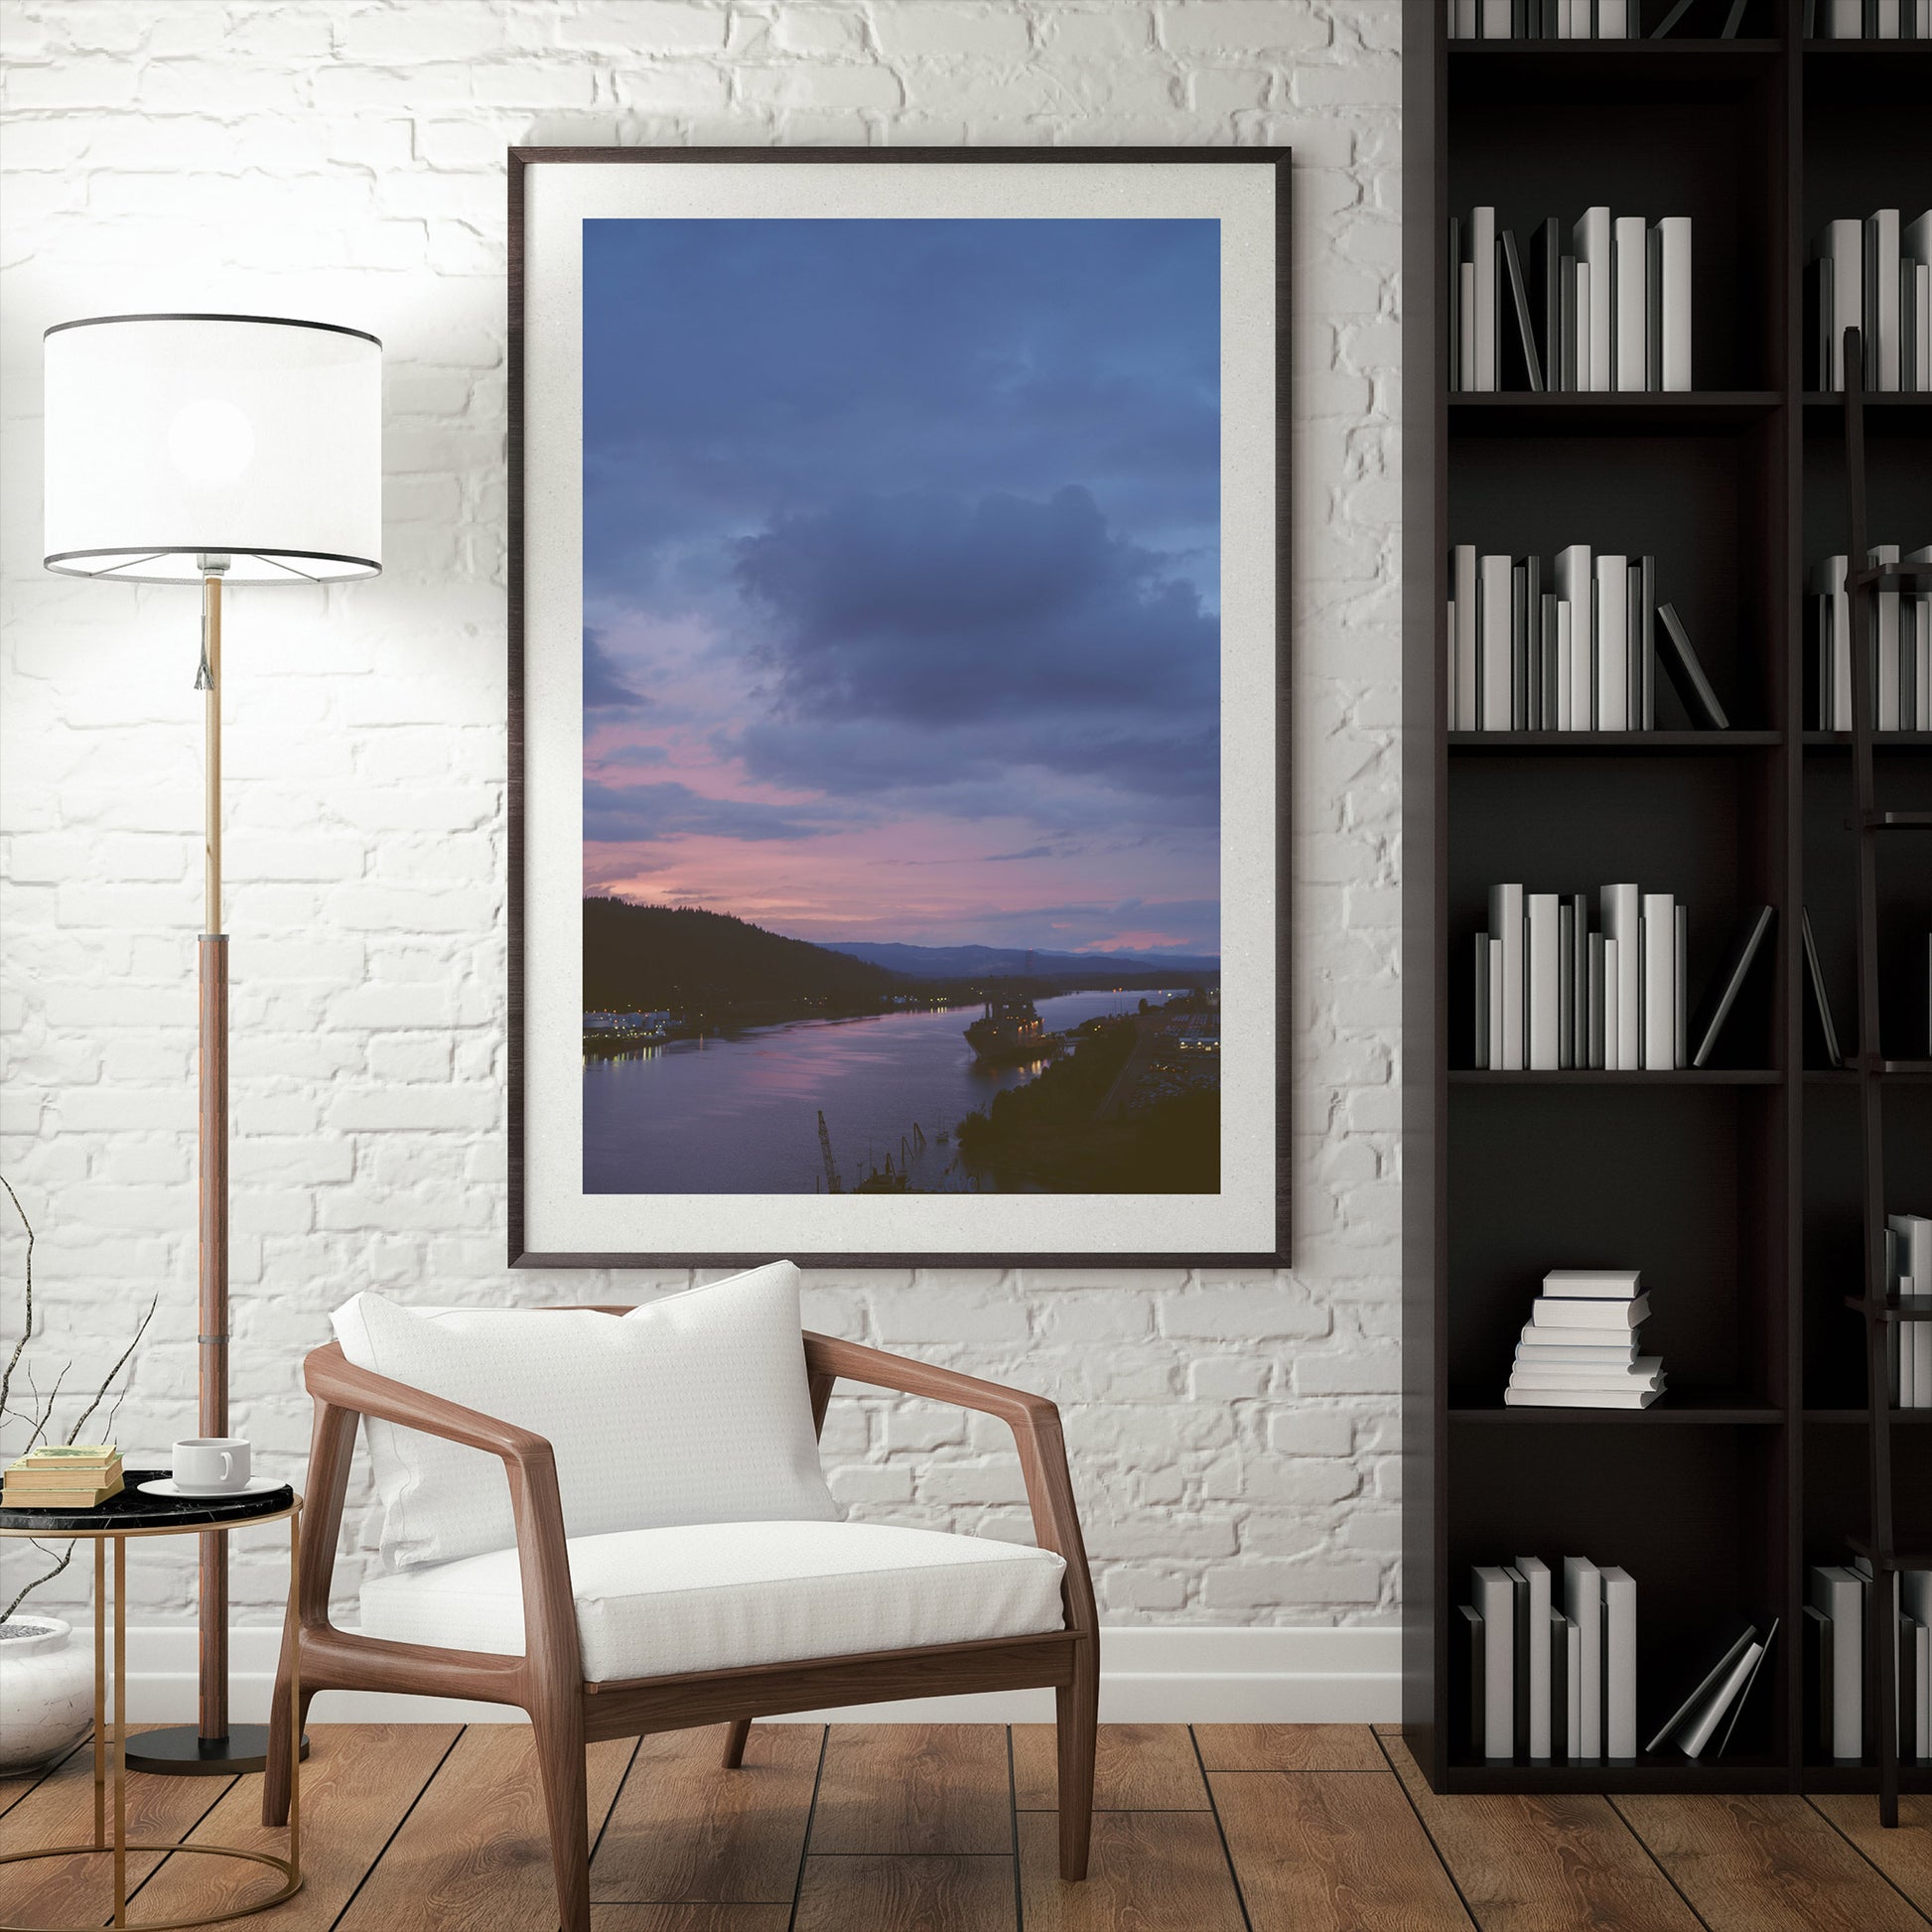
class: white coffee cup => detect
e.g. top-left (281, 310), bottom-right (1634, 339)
top-left (173, 1438), bottom-right (250, 1494)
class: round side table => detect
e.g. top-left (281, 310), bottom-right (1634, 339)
top-left (0, 1474), bottom-right (302, 1932)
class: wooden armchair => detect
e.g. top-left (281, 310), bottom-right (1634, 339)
top-left (263, 1318), bottom-right (1098, 1932)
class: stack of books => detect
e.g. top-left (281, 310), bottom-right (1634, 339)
top-left (1450, 207), bottom-right (1691, 393)
top-left (1447, 544), bottom-right (1730, 732)
top-left (1809, 543), bottom-right (1932, 731)
top-left (1506, 1270), bottom-right (1664, 1410)
top-left (1810, 211), bottom-right (1932, 391)
top-left (1447, 2), bottom-right (1649, 39)
top-left (1464, 1556), bottom-right (1638, 1762)
top-left (1, 1444), bottom-right (124, 1510)
top-left (1810, 1560), bottom-right (1932, 1763)
top-left (1890, 1212), bottom-right (1931, 1408)
top-left (1809, 0), bottom-right (1932, 35)
top-left (1646, 1618), bottom-right (1779, 1760)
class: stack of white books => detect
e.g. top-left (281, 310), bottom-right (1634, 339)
top-left (1505, 1269), bottom-right (1663, 1409)
top-left (1811, 209), bottom-right (1932, 390)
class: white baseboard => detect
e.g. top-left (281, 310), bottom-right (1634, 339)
top-left (120, 1624), bottom-right (1399, 1726)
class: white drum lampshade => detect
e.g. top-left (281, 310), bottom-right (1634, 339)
top-left (43, 313), bottom-right (381, 585)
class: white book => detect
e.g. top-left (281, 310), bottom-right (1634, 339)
top-left (1481, 0), bottom-right (1511, 35)
top-left (1454, 545), bottom-right (1479, 730)
top-left (1544, 1269), bottom-right (1643, 1298)
top-left (1510, 1361), bottom-right (1664, 1389)
top-left (1472, 207), bottom-right (1498, 392)
top-left (1561, 1614), bottom-right (1584, 1763)
top-left (1531, 1292), bottom-right (1653, 1330)
top-left (1507, 1386), bottom-right (1661, 1409)
top-left (1574, 259), bottom-right (1592, 400)
top-left (1520, 1328), bottom-right (1643, 1354)
top-left (1488, 937), bottom-right (1505, 1070)
top-left (1905, 1572), bottom-right (1932, 1757)
top-left (1812, 1565), bottom-right (1863, 1759)
top-left (1480, 553), bottom-right (1515, 730)
top-left (1656, 216), bottom-right (1693, 392)
top-left (1555, 600), bottom-right (1575, 730)
top-left (1474, 1566), bottom-right (1515, 1759)
top-left (1602, 1568), bottom-right (1638, 1759)
top-left (1517, 1346), bottom-right (1644, 1371)
top-left (1876, 0), bottom-right (1901, 35)
top-left (1556, 546), bottom-right (1594, 729)
top-left (1642, 894), bottom-right (1676, 1071)
top-left (1613, 214), bottom-right (1648, 392)
top-left (1917, 261), bottom-right (1932, 396)
top-left (1602, 937), bottom-right (1620, 1069)
top-left (1680, 1640), bottom-right (1764, 1760)
top-left (1826, 0), bottom-right (1863, 32)
top-left (1564, 1558), bottom-right (1603, 1760)
top-left (1460, 262), bottom-right (1477, 392)
top-left (1490, 883), bottom-right (1526, 1071)
top-left (1528, 894), bottom-right (1561, 1070)
top-left (1575, 208), bottom-right (1612, 393)
top-left (1598, 0), bottom-right (1630, 32)
top-left (1595, 556), bottom-right (1629, 730)
top-left (1867, 210), bottom-right (1902, 391)
top-left (1448, 600), bottom-right (1457, 729)
top-left (1519, 1557), bottom-right (1553, 1761)
top-left (1818, 219), bottom-right (1863, 388)
top-left (1675, 902), bottom-right (1689, 1070)
top-left (1601, 885), bottom-right (1642, 1069)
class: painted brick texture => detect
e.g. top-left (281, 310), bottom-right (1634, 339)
top-left (0, 0), bottom-right (1402, 1628)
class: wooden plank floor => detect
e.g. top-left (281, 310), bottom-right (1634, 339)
top-left (1, 1724), bottom-right (1925, 1931)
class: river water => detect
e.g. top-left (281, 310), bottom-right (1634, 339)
top-left (583, 988), bottom-right (1186, 1194)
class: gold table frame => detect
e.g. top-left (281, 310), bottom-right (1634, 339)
top-left (0, 1496), bottom-right (302, 1932)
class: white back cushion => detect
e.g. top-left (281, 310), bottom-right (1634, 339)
top-left (331, 1261), bottom-right (838, 1572)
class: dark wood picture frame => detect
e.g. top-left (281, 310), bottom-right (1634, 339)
top-left (507, 146), bottom-right (1292, 1271)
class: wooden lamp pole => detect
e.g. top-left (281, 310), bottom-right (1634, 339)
top-left (199, 562), bottom-right (230, 1747)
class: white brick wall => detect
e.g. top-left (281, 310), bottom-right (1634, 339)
top-left (0, 0), bottom-right (1401, 1633)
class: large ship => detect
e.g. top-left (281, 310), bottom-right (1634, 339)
top-left (964, 995), bottom-right (1060, 1066)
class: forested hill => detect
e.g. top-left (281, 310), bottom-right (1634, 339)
top-left (583, 898), bottom-right (901, 1011)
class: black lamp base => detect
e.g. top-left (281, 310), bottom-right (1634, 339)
top-left (122, 1725), bottom-right (309, 1776)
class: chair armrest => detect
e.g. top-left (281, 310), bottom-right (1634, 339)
top-left (801, 1332), bottom-right (1097, 1638)
top-left (300, 1342), bottom-right (583, 1688)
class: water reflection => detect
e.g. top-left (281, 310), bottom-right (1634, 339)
top-left (583, 989), bottom-right (1182, 1194)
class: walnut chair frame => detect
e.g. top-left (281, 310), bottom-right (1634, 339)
top-left (262, 1320), bottom-right (1099, 1932)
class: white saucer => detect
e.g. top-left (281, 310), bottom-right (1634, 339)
top-left (137, 1475), bottom-right (284, 1500)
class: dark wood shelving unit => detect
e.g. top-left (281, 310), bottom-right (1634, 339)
top-left (1403, 0), bottom-right (1932, 1801)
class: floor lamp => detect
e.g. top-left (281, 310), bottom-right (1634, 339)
top-left (42, 313), bottom-right (382, 1772)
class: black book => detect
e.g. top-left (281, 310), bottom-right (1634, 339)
top-left (1689, 905), bottom-right (1775, 1068)
top-left (1646, 223), bottom-right (1664, 392)
top-left (1559, 253), bottom-right (1579, 392)
top-left (1550, 1610), bottom-right (1573, 1762)
top-left (1801, 908), bottom-right (1845, 1068)
top-left (1805, 1603), bottom-right (1834, 1755)
top-left (1500, 228), bottom-right (1544, 392)
top-left (1639, 555), bottom-right (1656, 729)
top-left (1524, 554), bottom-right (1542, 727)
top-left (1541, 590), bottom-right (1562, 731)
top-left (1531, 218), bottom-right (1563, 395)
top-left (1512, 562), bottom-right (1529, 731)
top-left (1459, 1602), bottom-right (1485, 1759)
top-left (1651, 0), bottom-right (1700, 34)
top-left (1506, 1565), bottom-right (1532, 1762)
top-left (1656, 602), bottom-right (1730, 729)
top-left (1807, 256), bottom-right (1835, 391)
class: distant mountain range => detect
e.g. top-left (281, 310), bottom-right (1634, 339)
top-left (825, 941), bottom-right (1222, 980)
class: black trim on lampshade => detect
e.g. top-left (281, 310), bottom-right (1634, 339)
top-left (44, 546), bottom-right (382, 584)
top-left (44, 312), bottom-right (382, 347)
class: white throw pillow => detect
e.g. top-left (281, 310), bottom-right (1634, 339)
top-left (331, 1261), bottom-right (839, 1572)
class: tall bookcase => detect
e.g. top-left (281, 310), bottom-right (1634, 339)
top-left (1401, 0), bottom-right (1932, 1796)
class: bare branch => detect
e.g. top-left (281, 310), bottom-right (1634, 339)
top-left (0, 1175), bottom-right (35, 1434)
top-left (2, 1539), bottom-right (75, 1627)
top-left (65, 1296), bottom-right (157, 1446)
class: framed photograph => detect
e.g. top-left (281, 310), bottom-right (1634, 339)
top-left (510, 147), bottom-right (1289, 1269)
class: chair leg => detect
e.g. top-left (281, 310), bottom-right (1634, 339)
top-left (529, 1695), bottom-right (591, 1932)
top-left (722, 1719), bottom-right (753, 1768)
top-left (261, 1638), bottom-right (313, 1827)
top-left (1055, 1642), bottom-right (1098, 1882)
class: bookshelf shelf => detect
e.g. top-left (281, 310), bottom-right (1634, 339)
top-left (1449, 730), bottom-right (1782, 754)
top-left (1406, 0), bottom-right (1928, 1806)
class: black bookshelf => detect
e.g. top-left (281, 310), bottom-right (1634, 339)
top-left (1402, 0), bottom-right (1932, 1798)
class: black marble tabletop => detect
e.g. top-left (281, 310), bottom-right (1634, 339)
top-left (0, 1469), bottom-right (296, 1535)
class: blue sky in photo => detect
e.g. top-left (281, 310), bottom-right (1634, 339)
top-left (581, 214), bottom-right (1222, 957)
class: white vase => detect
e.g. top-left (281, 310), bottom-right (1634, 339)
top-left (0, 1616), bottom-right (93, 1774)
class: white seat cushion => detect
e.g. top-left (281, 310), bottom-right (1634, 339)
top-left (331, 1263), bottom-right (837, 1572)
top-left (357, 1519), bottom-right (1067, 1683)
